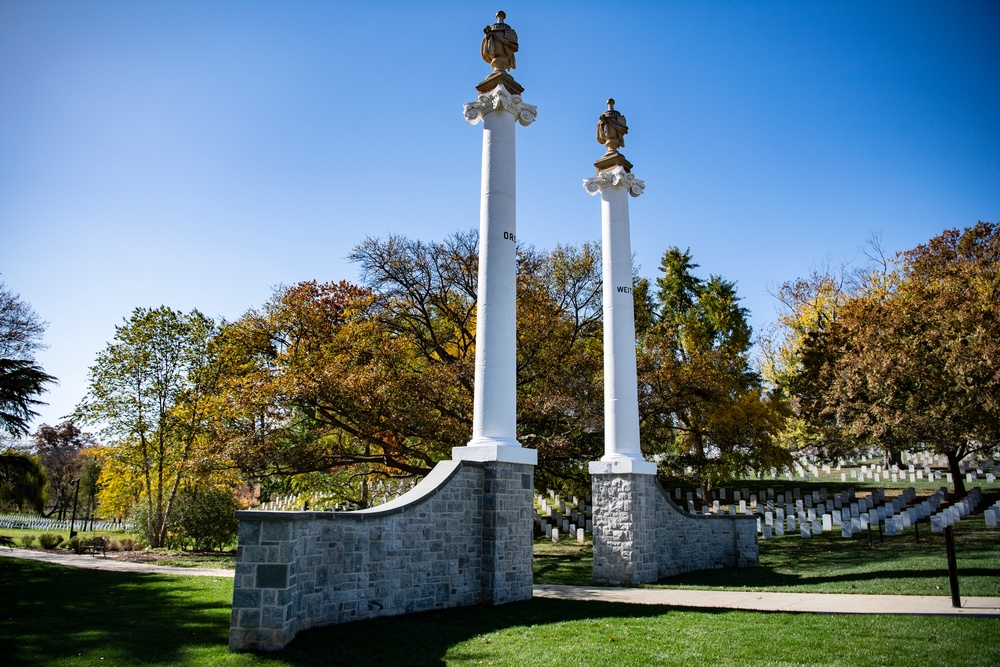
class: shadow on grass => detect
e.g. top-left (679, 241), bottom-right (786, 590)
top-left (3, 557), bottom-right (998, 667)
top-left (533, 553), bottom-right (594, 586)
top-left (654, 563), bottom-right (1000, 589)
top-left (652, 529), bottom-right (1000, 594)
top-left (278, 598), bottom-right (720, 666)
top-left (1, 558), bottom-right (233, 666)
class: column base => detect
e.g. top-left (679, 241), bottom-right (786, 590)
top-left (588, 458), bottom-right (657, 475)
top-left (591, 472), bottom-right (659, 585)
top-left (453, 440), bottom-right (538, 465)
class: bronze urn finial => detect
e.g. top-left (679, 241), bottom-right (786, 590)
top-left (482, 10), bottom-right (518, 72)
top-left (597, 99), bottom-right (628, 154)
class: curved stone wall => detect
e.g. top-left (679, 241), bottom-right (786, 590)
top-left (592, 472), bottom-right (758, 585)
top-left (229, 459), bottom-right (534, 652)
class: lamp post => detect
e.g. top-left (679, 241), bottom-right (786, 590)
top-left (68, 478), bottom-right (80, 539)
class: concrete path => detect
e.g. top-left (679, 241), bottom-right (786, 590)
top-left (5, 549), bottom-right (998, 617)
top-left (0, 547), bottom-right (234, 578)
top-left (533, 583), bottom-right (1000, 617)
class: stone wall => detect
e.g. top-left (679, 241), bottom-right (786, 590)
top-left (229, 459), bottom-right (534, 652)
top-left (592, 473), bottom-right (758, 585)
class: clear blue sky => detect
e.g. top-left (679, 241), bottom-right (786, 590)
top-left (2, 1), bottom-right (998, 433)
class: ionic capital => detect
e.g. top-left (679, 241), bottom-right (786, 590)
top-left (464, 84), bottom-right (537, 127)
top-left (583, 166), bottom-right (645, 197)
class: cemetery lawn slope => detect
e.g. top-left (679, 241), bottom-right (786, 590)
top-left (650, 522), bottom-right (1000, 596)
top-left (533, 537), bottom-right (594, 585)
top-left (534, 523), bottom-right (1000, 596)
top-left (3, 557), bottom-right (999, 667)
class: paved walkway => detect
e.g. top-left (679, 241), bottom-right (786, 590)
top-left (5, 549), bottom-right (998, 617)
top-left (0, 547), bottom-right (234, 578)
top-left (533, 584), bottom-right (1000, 617)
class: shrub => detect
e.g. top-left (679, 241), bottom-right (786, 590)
top-left (68, 535), bottom-right (85, 554)
top-left (173, 486), bottom-right (239, 551)
top-left (38, 533), bottom-right (63, 549)
top-left (20, 535), bottom-right (35, 547)
top-left (119, 537), bottom-right (134, 551)
top-left (107, 538), bottom-right (120, 551)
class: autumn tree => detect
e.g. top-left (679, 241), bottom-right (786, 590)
top-left (514, 243), bottom-right (604, 493)
top-left (211, 279), bottom-right (445, 507)
top-left (30, 421), bottom-right (96, 519)
top-left (75, 307), bottom-right (219, 547)
top-left (0, 449), bottom-right (47, 512)
top-left (637, 248), bottom-right (790, 494)
top-left (210, 231), bottom-right (606, 502)
top-left (760, 267), bottom-right (861, 460)
top-left (801, 223), bottom-right (1000, 496)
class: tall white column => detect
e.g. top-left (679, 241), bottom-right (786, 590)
top-left (585, 102), bottom-right (656, 475)
top-left (453, 83), bottom-right (537, 466)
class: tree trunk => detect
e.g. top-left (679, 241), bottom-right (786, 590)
top-left (946, 450), bottom-right (966, 498)
top-left (883, 448), bottom-right (903, 468)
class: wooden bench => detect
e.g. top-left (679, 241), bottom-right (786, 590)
top-left (0, 535), bottom-right (15, 550)
top-left (82, 536), bottom-right (107, 557)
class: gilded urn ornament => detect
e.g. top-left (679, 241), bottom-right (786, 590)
top-left (482, 11), bottom-right (518, 72)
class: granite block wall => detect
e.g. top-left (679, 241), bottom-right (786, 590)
top-left (229, 459), bottom-right (534, 652)
top-left (592, 473), bottom-right (758, 585)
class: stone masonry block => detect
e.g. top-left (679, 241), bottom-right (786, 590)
top-left (229, 459), bottom-right (531, 652)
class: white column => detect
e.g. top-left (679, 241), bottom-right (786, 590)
top-left (453, 84), bottom-right (537, 465)
top-left (586, 166), bottom-right (657, 475)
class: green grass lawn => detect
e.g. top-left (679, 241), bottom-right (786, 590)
top-left (650, 520), bottom-right (1000, 596)
top-left (0, 526), bottom-right (235, 565)
top-left (1, 526), bottom-right (137, 547)
top-left (3, 557), bottom-right (997, 667)
top-left (533, 515), bottom-right (1000, 596)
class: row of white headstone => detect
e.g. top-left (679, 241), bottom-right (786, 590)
top-left (842, 467), bottom-right (946, 484)
top-left (0, 513), bottom-right (125, 533)
top-left (537, 492), bottom-right (591, 543)
top-left (679, 486), bottom-right (833, 508)
top-left (983, 497), bottom-right (1000, 528)
top-left (929, 488), bottom-right (983, 533)
top-left (883, 488), bottom-right (945, 536)
top-left (757, 488), bottom-right (926, 539)
top-left (685, 486), bottom-right (858, 516)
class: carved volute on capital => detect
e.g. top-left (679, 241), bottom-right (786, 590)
top-left (584, 166), bottom-right (645, 198)
top-left (464, 84), bottom-right (537, 127)
top-left (482, 11), bottom-right (518, 72)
